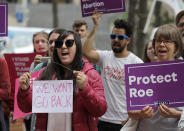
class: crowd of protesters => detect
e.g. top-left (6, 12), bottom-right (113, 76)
top-left (0, 9), bottom-right (184, 131)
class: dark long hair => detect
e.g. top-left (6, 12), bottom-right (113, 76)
top-left (48, 28), bottom-right (66, 39)
top-left (40, 30), bottom-right (83, 96)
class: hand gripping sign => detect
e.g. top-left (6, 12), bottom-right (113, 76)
top-left (13, 71), bottom-right (39, 120)
top-left (125, 60), bottom-right (184, 111)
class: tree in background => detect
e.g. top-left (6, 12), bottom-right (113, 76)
top-left (52, 0), bottom-right (58, 27)
top-left (127, 0), bottom-right (174, 58)
top-left (64, 0), bottom-right (72, 3)
top-left (154, 1), bottom-right (162, 27)
top-left (128, 0), bottom-right (148, 58)
top-left (154, 2), bottom-right (174, 27)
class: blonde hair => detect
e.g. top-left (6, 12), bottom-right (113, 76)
top-left (32, 32), bottom-right (48, 43)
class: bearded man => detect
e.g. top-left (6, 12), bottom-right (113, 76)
top-left (82, 11), bottom-right (143, 131)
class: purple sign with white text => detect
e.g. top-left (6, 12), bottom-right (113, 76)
top-left (80, 0), bottom-right (126, 17)
top-left (0, 3), bottom-right (8, 37)
top-left (125, 60), bottom-right (184, 111)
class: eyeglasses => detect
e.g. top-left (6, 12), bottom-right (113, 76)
top-left (155, 40), bottom-right (175, 45)
top-left (55, 39), bottom-right (75, 48)
top-left (110, 34), bottom-right (128, 40)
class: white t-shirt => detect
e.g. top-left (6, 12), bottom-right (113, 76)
top-left (97, 50), bottom-right (143, 124)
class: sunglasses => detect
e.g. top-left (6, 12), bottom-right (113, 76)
top-left (110, 34), bottom-right (128, 40)
top-left (55, 39), bottom-right (75, 48)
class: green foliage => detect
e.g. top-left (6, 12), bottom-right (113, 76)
top-left (161, 11), bottom-right (174, 24)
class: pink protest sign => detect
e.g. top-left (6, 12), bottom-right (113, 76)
top-left (13, 71), bottom-right (39, 120)
top-left (4, 53), bottom-right (45, 101)
top-left (32, 80), bottom-right (73, 113)
top-left (4, 52), bottom-right (45, 115)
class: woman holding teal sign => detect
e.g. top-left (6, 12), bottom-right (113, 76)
top-left (127, 24), bottom-right (184, 131)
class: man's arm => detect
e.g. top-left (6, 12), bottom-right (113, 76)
top-left (82, 11), bottom-right (103, 64)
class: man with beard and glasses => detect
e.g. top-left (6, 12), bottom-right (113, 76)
top-left (176, 10), bottom-right (184, 58)
top-left (82, 11), bottom-right (143, 131)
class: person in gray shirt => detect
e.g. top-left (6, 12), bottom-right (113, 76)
top-left (128, 24), bottom-right (184, 131)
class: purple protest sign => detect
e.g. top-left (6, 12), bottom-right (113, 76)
top-left (80, 0), bottom-right (126, 17)
top-left (125, 60), bottom-right (184, 111)
top-left (0, 3), bottom-right (8, 37)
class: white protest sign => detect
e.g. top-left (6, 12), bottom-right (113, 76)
top-left (32, 80), bottom-right (73, 113)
